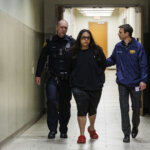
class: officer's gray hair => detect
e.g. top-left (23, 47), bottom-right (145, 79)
top-left (57, 20), bottom-right (68, 26)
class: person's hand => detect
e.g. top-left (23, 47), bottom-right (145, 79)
top-left (139, 82), bottom-right (146, 91)
top-left (35, 77), bottom-right (41, 86)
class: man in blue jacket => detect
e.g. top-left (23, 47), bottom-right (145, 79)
top-left (106, 24), bottom-right (148, 143)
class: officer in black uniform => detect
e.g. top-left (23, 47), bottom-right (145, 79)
top-left (35, 20), bottom-right (75, 139)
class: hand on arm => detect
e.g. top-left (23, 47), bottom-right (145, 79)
top-left (106, 48), bottom-right (116, 67)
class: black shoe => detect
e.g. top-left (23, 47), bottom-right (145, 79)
top-left (132, 127), bottom-right (138, 138)
top-left (60, 133), bottom-right (68, 138)
top-left (48, 131), bottom-right (56, 139)
top-left (123, 135), bottom-right (130, 143)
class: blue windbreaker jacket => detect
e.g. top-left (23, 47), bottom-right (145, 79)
top-left (106, 38), bottom-right (148, 87)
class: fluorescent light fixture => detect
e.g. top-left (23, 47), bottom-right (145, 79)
top-left (77, 7), bottom-right (115, 17)
top-left (82, 11), bottom-right (113, 13)
top-left (83, 12), bottom-right (112, 16)
top-left (78, 8), bottom-right (115, 11)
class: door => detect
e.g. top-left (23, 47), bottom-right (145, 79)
top-left (89, 22), bottom-right (107, 57)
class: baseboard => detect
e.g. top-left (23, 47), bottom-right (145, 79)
top-left (0, 110), bottom-right (45, 149)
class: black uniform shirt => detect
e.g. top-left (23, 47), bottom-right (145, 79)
top-left (35, 35), bottom-right (75, 77)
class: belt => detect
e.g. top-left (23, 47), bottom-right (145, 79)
top-left (54, 72), bottom-right (69, 80)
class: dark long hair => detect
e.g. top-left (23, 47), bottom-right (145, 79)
top-left (70, 29), bottom-right (103, 62)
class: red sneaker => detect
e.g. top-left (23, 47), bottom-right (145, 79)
top-left (77, 135), bottom-right (86, 143)
top-left (88, 126), bottom-right (98, 139)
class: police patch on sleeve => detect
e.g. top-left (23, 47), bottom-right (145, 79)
top-left (43, 41), bottom-right (47, 47)
top-left (130, 50), bottom-right (136, 54)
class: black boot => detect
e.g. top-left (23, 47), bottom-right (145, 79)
top-left (48, 131), bottom-right (56, 139)
top-left (60, 133), bottom-right (68, 138)
top-left (132, 127), bottom-right (138, 138)
top-left (123, 135), bottom-right (130, 143)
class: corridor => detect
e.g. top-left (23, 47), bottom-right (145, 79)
top-left (1, 70), bottom-right (150, 150)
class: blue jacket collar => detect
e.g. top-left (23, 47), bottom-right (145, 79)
top-left (118, 38), bottom-right (137, 48)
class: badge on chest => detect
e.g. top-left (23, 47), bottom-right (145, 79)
top-left (129, 50), bottom-right (136, 54)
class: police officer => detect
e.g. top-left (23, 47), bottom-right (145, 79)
top-left (35, 20), bottom-right (75, 139)
top-left (106, 24), bottom-right (148, 143)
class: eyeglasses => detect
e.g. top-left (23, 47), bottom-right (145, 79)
top-left (81, 36), bottom-right (90, 40)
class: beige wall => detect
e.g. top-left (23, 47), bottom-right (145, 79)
top-left (63, 8), bottom-right (73, 36)
top-left (0, 0), bottom-right (44, 143)
top-left (118, 7), bottom-right (141, 42)
top-left (0, 0), bottom-right (44, 32)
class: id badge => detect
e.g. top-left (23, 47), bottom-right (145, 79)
top-left (135, 86), bottom-right (140, 92)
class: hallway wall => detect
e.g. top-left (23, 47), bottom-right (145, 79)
top-left (0, 0), bottom-right (44, 144)
top-left (118, 8), bottom-right (141, 42)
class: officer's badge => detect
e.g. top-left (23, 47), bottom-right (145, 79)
top-left (66, 42), bottom-right (71, 49)
top-left (129, 50), bottom-right (136, 54)
top-left (65, 42), bottom-right (71, 52)
top-left (43, 41), bottom-right (47, 47)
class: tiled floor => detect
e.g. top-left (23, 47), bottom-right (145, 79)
top-left (1, 70), bottom-right (150, 150)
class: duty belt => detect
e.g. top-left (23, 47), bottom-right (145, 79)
top-left (55, 72), bottom-right (69, 80)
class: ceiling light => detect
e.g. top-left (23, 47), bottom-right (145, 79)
top-left (83, 12), bottom-right (112, 16)
top-left (78, 8), bottom-right (115, 11)
top-left (77, 7), bottom-right (115, 17)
